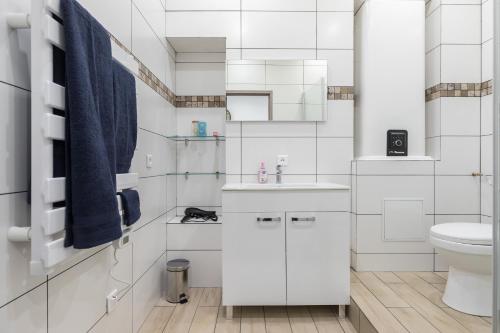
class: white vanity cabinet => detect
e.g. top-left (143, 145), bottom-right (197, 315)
top-left (222, 183), bottom-right (350, 309)
top-left (286, 212), bottom-right (349, 305)
top-left (223, 212), bottom-right (286, 305)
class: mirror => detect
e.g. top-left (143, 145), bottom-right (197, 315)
top-left (226, 60), bottom-right (327, 121)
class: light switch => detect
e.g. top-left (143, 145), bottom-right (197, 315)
top-left (146, 154), bottom-right (153, 168)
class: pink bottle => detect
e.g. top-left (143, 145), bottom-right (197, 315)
top-left (258, 162), bottom-right (268, 184)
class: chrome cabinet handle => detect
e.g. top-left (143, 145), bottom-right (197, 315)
top-left (256, 217), bottom-right (281, 222)
top-left (291, 217), bottom-right (316, 222)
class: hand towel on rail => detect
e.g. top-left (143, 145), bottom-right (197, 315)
top-left (112, 61), bottom-right (140, 226)
top-left (118, 189), bottom-right (141, 226)
top-left (62, 0), bottom-right (122, 249)
top-left (112, 60), bottom-right (138, 174)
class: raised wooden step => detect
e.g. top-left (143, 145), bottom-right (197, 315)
top-left (347, 270), bottom-right (492, 333)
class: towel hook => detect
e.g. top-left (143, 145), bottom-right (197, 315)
top-left (216, 171), bottom-right (220, 179)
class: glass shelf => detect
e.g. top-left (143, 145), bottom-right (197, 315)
top-left (167, 172), bottom-right (225, 178)
top-left (168, 135), bottom-right (225, 142)
top-left (167, 216), bottom-right (222, 225)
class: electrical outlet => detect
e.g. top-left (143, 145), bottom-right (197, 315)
top-left (146, 154), bottom-right (153, 168)
top-left (106, 289), bottom-right (119, 314)
top-left (277, 155), bottom-right (288, 167)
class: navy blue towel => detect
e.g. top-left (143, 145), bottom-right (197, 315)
top-left (118, 189), bottom-right (141, 226)
top-left (62, 0), bottom-right (122, 249)
top-left (113, 60), bottom-right (138, 173)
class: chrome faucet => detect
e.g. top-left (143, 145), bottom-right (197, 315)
top-left (276, 164), bottom-right (283, 184)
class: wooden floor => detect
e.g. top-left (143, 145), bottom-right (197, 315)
top-left (139, 287), bottom-right (356, 333)
top-left (139, 271), bottom-right (492, 333)
top-left (350, 271), bottom-right (492, 333)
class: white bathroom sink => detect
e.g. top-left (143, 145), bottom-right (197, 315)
top-left (222, 182), bottom-right (350, 191)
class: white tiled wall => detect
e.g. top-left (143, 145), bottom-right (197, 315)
top-left (226, 114), bottom-right (353, 185)
top-left (165, 1), bottom-right (354, 85)
top-left (427, 0), bottom-right (491, 225)
top-left (425, 0), bottom-right (483, 233)
top-left (0, 284), bottom-right (47, 333)
top-left (166, 1), bottom-right (354, 284)
top-left (0, 0), bottom-right (174, 332)
top-left (351, 160), bottom-right (436, 271)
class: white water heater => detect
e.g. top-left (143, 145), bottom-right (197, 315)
top-left (354, 0), bottom-right (426, 158)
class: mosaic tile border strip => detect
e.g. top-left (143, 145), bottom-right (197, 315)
top-left (425, 80), bottom-right (493, 102)
top-left (482, 80), bottom-right (493, 97)
top-left (327, 86), bottom-right (354, 100)
top-left (112, 35), bottom-right (356, 106)
top-left (138, 63), bottom-right (176, 105)
top-left (110, 35), bottom-right (176, 106)
top-left (176, 96), bottom-right (227, 108)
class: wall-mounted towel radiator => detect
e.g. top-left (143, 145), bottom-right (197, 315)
top-left (7, 0), bottom-right (139, 275)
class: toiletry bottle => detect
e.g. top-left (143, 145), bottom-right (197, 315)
top-left (198, 121), bottom-right (207, 137)
top-left (192, 121), bottom-right (199, 136)
top-left (258, 162), bottom-right (268, 184)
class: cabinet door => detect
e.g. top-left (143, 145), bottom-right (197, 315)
top-left (223, 212), bottom-right (286, 305)
top-left (286, 212), bottom-right (350, 305)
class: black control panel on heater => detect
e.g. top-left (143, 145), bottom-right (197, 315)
top-left (387, 130), bottom-right (408, 156)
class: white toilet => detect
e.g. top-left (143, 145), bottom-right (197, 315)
top-left (429, 223), bottom-right (492, 316)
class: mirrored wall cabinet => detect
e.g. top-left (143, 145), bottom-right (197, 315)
top-left (226, 60), bottom-right (328, 121)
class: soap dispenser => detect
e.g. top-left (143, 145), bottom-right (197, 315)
top-left (258, 162), bottom-right (268, 184)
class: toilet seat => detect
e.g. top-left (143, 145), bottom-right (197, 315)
top-left (430, 223), bottom-right (492, 256)
top-left (430, 223), bottom-right (492, 245)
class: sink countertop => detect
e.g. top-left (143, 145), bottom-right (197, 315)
top-left (222, 182), bottom-right (350, 191)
